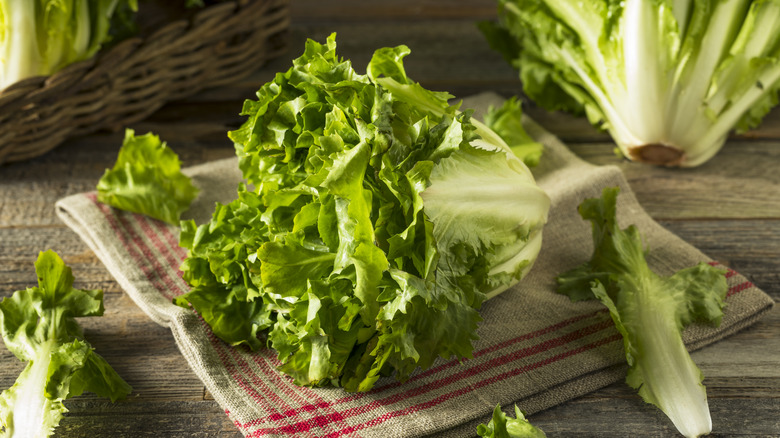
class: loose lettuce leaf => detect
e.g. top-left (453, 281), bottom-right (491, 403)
top-left (557, 187), bottom-right (727, 438)
top-left (97, 129), bottom-right (199, 225)
top-left (477, 404), bottom-right (547, 438)
top-left (0, 250), bottom-right (131, 437)
top-left (177, 34), bottom-right (549, 392)
top-left (483, 97), bottom-right (544, 167)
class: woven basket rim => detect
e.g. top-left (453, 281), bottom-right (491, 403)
top-left (0, 1), bottom-right (251, 99)
top-left (0, 0), bottom-right (289, 165)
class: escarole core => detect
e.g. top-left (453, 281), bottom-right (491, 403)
top-left (481, 0), bottom-right (780, 167)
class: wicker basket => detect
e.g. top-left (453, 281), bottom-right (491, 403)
top-left (0, 0), bottom-right (289, 165)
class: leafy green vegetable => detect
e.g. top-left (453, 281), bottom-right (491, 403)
top-left (176, 34), bottom-right (550, 392)
top-left (484, 97), bottom-right (544, 168)
top-left (0, 0), bottom-right (138, 89)
top-left (481, 0), bottom-right (780, 167)
top-left (97, 128), bottom-right (199, 225)
top-left (0, 250), bottom-right (131, 437)
top-left (557, 187), bottom-right (728, 438)
top-left (477, 404), bottom-right (546, 438)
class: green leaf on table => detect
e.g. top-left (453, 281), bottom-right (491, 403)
top-left (483, 97), bottom-right (543, 167)
top-left (557, 187), bottom-right (728, 438)
top-left (477, 404), bottom-right (546, 438)
top-left (97, 129), bottom-right (199, 225)
top-left (0, 250), bottom-right (131, 437)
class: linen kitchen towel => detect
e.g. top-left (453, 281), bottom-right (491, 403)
top-left (56, 93), bottom-right (774, 438)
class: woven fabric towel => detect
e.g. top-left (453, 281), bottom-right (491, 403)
top-left (56, 93), bottom-right (774, 438)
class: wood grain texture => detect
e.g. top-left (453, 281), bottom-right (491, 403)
top-left (0, 2), bottom-right (778, 437)
top-left (563, 142), bottom-right (780, 220)
top-left (290, 0), bottom-right (499, 20)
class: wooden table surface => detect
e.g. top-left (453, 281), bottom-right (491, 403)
top-left (1, 2), bottom-right (778, 436)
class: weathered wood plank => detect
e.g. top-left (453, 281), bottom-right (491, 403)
top-left (57, 400), bottom-right (240, 437)
top-left (691, 310), bottom-right (780, 387)
top-left (563, 141), bottom-right (780, 220)
top-left (290, 0), bottom-right (498, 21)
top-left (528, 393), bottom-right (780, 437)
top-left (696, 328), bottom-right (780, 381)
top-left (578, 375), bottom-right (780, 400)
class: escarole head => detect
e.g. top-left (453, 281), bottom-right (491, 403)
top-left (482, 0), bottom-right (780, 167)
